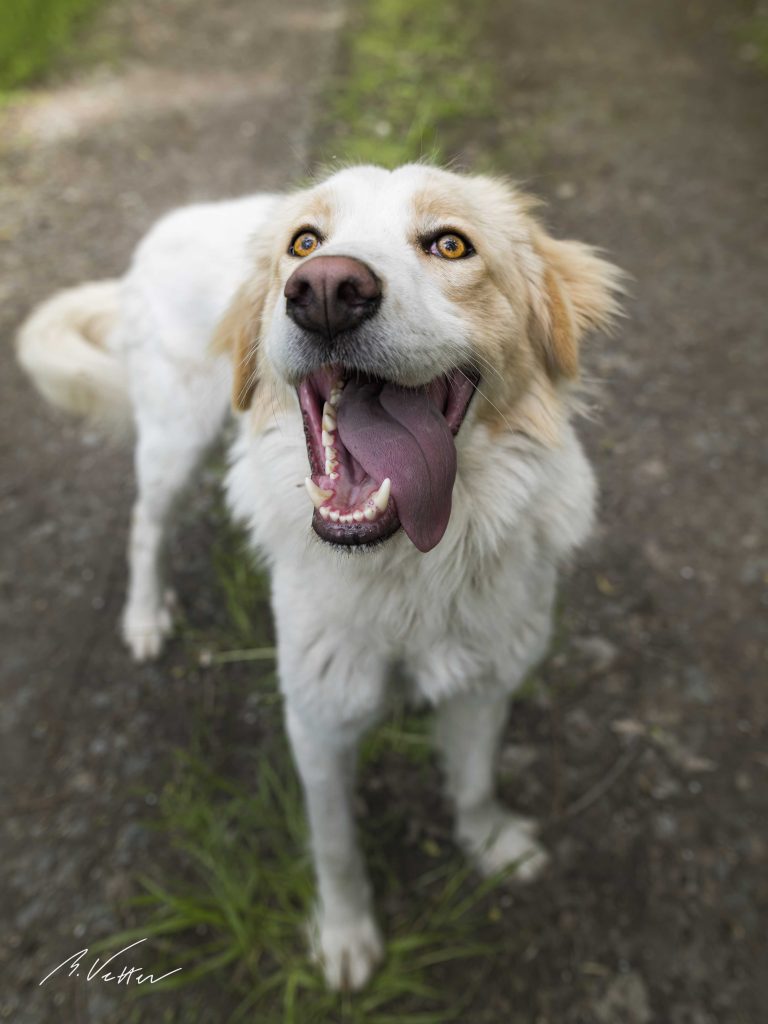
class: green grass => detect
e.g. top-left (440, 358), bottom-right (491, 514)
top-left (739, 12), bottom-right (768, 72)
top-left (0, 0), bottom-right (103, 90)
top-left (105, 746), bottom-right (509, 1024)
top-left (319, 0), bottom-right (494, 167)
top-left (210, 515), bottom-right (273, 652)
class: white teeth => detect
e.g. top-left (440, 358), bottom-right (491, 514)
top-left (320, 500), bottom-right (383, 525)
top-left (328, 381), bottom-right (345, 407)
top-left (304, 477), bottom-right (333, 508)
top-left (324, 440), bottom-right (338, 478)
top-left (371, 478), bottom-right (391, 512)
top-left (322, 403), bottom-right (337, 430)
top-left (310, 383), bottom-right (392, 532)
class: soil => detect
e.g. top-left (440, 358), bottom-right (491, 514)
top-left (1, 0), bottom-right (766, 1021)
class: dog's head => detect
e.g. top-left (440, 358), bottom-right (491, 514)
top-left (215, 164), bottom-right (623, 552)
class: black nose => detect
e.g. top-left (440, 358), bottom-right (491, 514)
top-left (284, 255), bottom-right (382, 338)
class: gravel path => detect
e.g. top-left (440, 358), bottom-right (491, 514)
top-left (481, 2), bottom-right (767, 1021)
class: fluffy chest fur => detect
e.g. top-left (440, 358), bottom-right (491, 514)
top-left (226, 402), bottom-right (595, 710)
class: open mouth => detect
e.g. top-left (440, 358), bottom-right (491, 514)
top-left (297, 366), bottom-right (479, 552)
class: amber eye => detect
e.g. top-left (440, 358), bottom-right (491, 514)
top-left (290, 230), bottom-right (321, 257)
top-left (429, 233), bottom-right (472, 260)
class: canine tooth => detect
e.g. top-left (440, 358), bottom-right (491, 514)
top-left (371, 478), bottom-right (391, 512)
top-left (353, 510), bottom-right (364, 522)
top-left (364, 507), bottom-right (378, 521)
top-left (329, 510), bottom-right (340, 522)
top-left (304, 477), bottom-right (333, 508)
top-left (321, 430), bottom-right (335, 448)
top-left (319, 506), bottom-right (330, 519)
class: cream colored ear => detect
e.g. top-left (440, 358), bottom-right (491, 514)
top-left (212, 282), bottom-right (264, 411)
top-left (531, 228), bottom-right (624, 381)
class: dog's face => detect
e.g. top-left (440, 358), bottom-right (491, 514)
top-left (217, 164), bottom-right (621, 552)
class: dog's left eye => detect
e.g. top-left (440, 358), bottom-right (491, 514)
top-left (289, 230), bottom-right (321, 258)
top-left (428, 233), bottom-right (474, 260)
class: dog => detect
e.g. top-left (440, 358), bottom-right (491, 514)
top-left (17, 163), bottom-right (622, 990)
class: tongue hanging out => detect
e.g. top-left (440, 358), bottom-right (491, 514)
top-left (297, 367), bottom-right (478, 552)
top-left (335, 379), bottom-right (457, 552)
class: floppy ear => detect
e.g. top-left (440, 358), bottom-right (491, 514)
top-left (530, 228), bottom-right (624, 381)
top-left (212, 278), bottom-right (268, 412)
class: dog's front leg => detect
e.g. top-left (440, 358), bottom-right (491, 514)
top-left (434, 689), bottom-right (549, 882)
top-left (285, 704), bottom-right (383, 991)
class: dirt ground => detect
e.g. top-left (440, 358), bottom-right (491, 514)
top-left (1, 0), bottom-right (767, 1021)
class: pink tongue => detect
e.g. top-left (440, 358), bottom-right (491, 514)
top-left (336, 379), bottom-right (457, 552)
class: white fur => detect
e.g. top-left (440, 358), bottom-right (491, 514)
top-left (111, 197), bottom-right (279, 657)
top-left (15, 280), bottom-right (131, 429)
top-left (17, 166), bottom-right (602, 990)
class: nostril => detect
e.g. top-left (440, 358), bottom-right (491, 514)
top-left (337, 270), bottom-right (381, 308)
top-left (337, 278), bottom-right (365, 307)
top-left (284, 273), bottom-right (313, 305)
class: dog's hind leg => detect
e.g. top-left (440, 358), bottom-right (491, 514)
top-left (122, 361), bottom-right (229, 661)
top-left (434, 689), bottom-right (550, 882)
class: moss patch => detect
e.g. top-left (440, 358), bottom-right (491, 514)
top-left (0, 0), bottom-right (104, 90)
top-left (317, 0), bottom-right (494, 167)
top-left (738, 12), bottom-right (768, 72)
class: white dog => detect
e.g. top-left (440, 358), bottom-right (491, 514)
top-left (17, 164), bottom-right (622, 990)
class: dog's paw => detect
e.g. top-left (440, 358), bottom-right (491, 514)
top-left (122, 590), bottom-right (176, 662)
top-left (459, 808), bottom-right (550, 883)
top-left (311, 912), bottom-right (384, 991)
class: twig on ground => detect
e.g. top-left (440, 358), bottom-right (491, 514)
top-left (560, 742), bottom-right (643, 820)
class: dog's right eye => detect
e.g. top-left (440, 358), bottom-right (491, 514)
top-left (289, 230), bottom-right (321, 258)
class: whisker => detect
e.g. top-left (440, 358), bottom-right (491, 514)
top-left (269, 380), bottom-right (280, 431)
top-left (465, 351), bottom-right (504, 383)
top-left (457, 367), bottom-right (513, 432)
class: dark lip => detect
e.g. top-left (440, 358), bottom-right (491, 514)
top-left (311, 501), bottom-right (402, 547)
top-left (297, 366), bottom-right (480, 550)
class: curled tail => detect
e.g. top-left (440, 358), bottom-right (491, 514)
top-left (16, 280), bottom-right (132, 432)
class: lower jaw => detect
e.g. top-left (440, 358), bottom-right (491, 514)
top-left (311, 502), bottom-right (401, 547)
